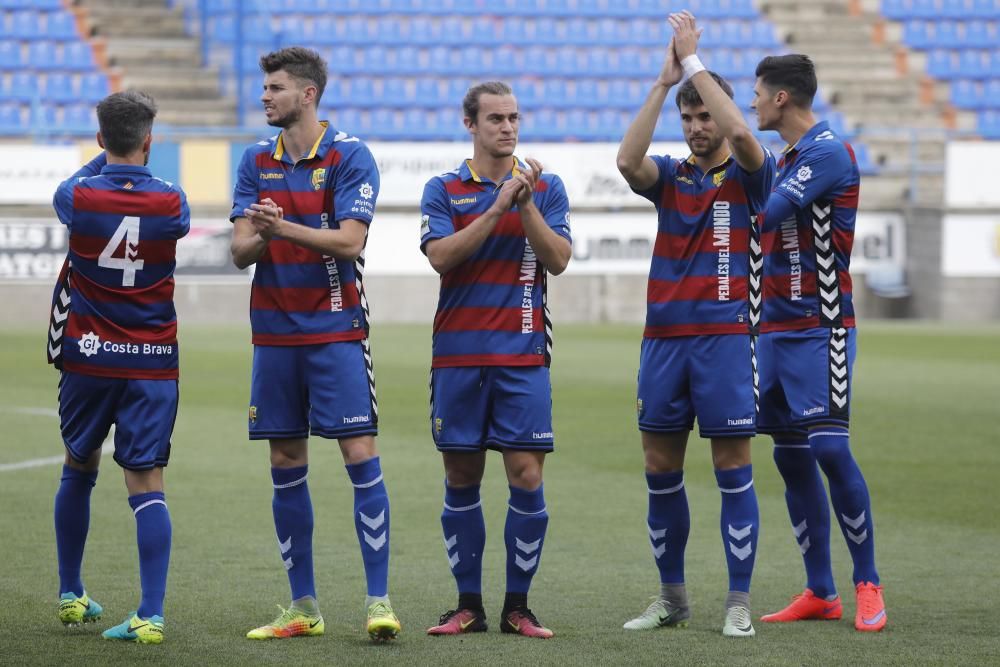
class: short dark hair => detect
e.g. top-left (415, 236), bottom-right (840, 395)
top-left (755, 54), bottom-right (817, 108)
top-left (259, 46), bottom-right (327, 106)
top-left (675, 71), bottom-right (734, 109)
top-left (462, 81), bottom-right (513, 123)
top-left (96, 91), bottom-right (157, 156)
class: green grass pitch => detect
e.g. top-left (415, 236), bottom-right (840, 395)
top-left (1, 322), bottom-right (998, 666)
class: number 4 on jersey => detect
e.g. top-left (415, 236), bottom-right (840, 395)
top-left (98, 216), bottom-right (144, 286)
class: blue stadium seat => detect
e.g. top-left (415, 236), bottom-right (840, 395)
top-left (333, 107), bottom-right (363, 134)
top-left (522, 107), bottom-right (560, 141)
top-left (401, 108), bottom-right (429, 140)
top-left (414, 77), bottom-right (444, 105)
top-left (585, 48), bottom-right (612, 76)
top-left (752, 21), bottom-right (778, 47)
top-left (471, 17), bottom-right (497, 45)
top-left (541, 0), bottom-right (571, 17)
top-left (958, 50), bottom-right (988, 78)
top-left (29, 101), bottom-right (57, 127)
top-left (985, 78), bottom-right (1000, 106)
top-left (970, 0), bottom-right (999, 18)
top-left (6, 71), bottom-right (39, 102)
top-left (61, 41), bottom-right (96, 71)
top-left (348, 77), bottom-right (375, 105)
top-left (9, 11), bottom-right (43, 40)
top-left (0, 40), bottom-right (23, 69)
top-left (707, 49), bottom-right (736, 77)
top-left (78, 72), bottom-right (109, 102)
top-left (46, 11), bottom-right (79, 40)
top-left (28, 41), bottom-right (58, 70)
top-left (926, 49), bottom-right (955, 78)
top-left (595, 109), bottom-right (624, 141)
top-left (574, 79), bottom-right (599, 108)
top-left (940, 0), bottom-right (971, 18)
top-left (608, 78), bottom-right (641, 109)
top-left (406, 17), bottom-right (437, 45)
top-left (0, 102), bottom-right (21, 130)
top-left (553, 47), bottom-right (582, 76)
top-left (491, 46), bottom-right (520, 76)
top-left (652, 120), bottom-right (684, 142)
top-left (964, 21), bottom-right (994, 47)
top-left (903, 21), bottom-right (932, 49)
top-left (576, 0), bottom-right (607, 17)
top-left (445, 78), bottom-right (468, 105)
top-left (990, 50), bottom-right (1000, 76)
top-left (934, 21), bottom-right (962, 47)
top-left (950, 78), bottom-right (982, 107)
top-left (911, 0), bottom-right (939, 18)
top-left (204, 0), bottom-right (235, 14)
top-left (978, 109), bottom-right (1000, 138)
top-left (881, 0), bottom-right (908, 20)
top-left (63, 102), bottom-right (96, 131)
top-left (542, 79), bottom-right (569, 107)
top-left (500, 17), bottom-right (529, 45)
top-left (439, 17), bottom-right (465, 46)
top-left (45, 72), bottom-right (76, 102)
top-left (381, 77), bottom-right (408, 105)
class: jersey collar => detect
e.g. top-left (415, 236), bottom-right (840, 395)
top-left (460, 156), bottom-right (524, 185)
top-left (782, 119), bottom-right (831, 156)
top-left (100, 163), bottom-right (151, 176)
top-left (273, 121), bottom-right (331, 163)
top-left (683, 152), bottom-right (733, 181)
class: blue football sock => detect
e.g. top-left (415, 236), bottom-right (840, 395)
top-left (809, 427), bottom-right (879, 585)
top-left (54, 465), bottom-right (98, 596)
top-left (271, 465), bottom-right (315, 601)
top-left (645, 471), bottom-right (689, 585)
top-left (129, 491), bottom-right (171, 619)
top-left (504, 485), bottom-right (548, 595)
top-left (346, 456), bottom-right (390, 598)
top-left (441, 483), bottom-right (485, 596)
top-left (773, 438), bottom-right (837, 598)
top-left (716, 464), bottom-right (759, 593)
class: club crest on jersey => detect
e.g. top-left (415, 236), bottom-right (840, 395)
top-left (713, 171), bottom-right (726, 187)
top-left (249, 406), bottom-right (257, 424)
top-left (311, 168), bottom-right (326, 191)
top-left (78, 331), bottom-right (100, 358)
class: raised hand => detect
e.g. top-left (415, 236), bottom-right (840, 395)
top-left (669, 11), bottom-right (702, 62)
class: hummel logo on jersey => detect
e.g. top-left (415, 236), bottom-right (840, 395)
top-left (815, 130), bottom-right (835, 141)
top-left (78, 331), bottom-right (101, 357)
top-left (451, 196), bottom-right (477, 205)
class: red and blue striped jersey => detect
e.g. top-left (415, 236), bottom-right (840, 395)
top-left (50, 152), bottom-right (190, 380)
top-left (758, 121), bottom-right (859, 332)
top-left (420, 158), bottom-right (571, 369)
top-left (631, 151), bottom-right (772, 337)
top-left (230, 122), bottom-right (379, 346)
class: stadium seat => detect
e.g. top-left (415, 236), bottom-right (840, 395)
top-left (439, 17), bottom-right (465, 46)
top-left (60, 42), bottom-right (97, 71)
top-left (934, 21), bottom-right (962, 48)
top-left (45, 72), bottom-right (76, 102)
top-left (574, 79), bottom-right (600, 108)
top-left (0, 101), bottom-right (21, 130)
top-left (9, 11), bottom-right (43, 40)
top-left (349, 77), bottom-right (375, 105)
top-left (964, 21), bottom-right (995, 47)
top-left (985, 79), bottom-right (1000, 107)
top-left (926, 49), bottom-right (956, 78)
top-left (78, 72), bottom-right (109, 102)
top-left (903, 21), bottom-right (933, 49)
top-left (881, 0), bottom-right (908, 20)
top-left (970, 0), bottom-right (1000, 18)
top-left (406, 17), bottom-right (437, 45)
top-left (950, 78), bottom-right (981, 108)
top-left (28, 41), bottom-right (58, 70)
top-left (958, 50), bottom-right (988, 78)
top-left (911, 0), bottom-right (939, 19)
top-left (46, 11), bottom-right (79, 40)
top-left (62, 102), bottom-right (96, 131)
top-left (978, 109), bottom-right (1000, 138)
top-left (989, 50), bottom-right (1000, 76)
top-left (940, 0), bottom-right (971, 18)
top-left (6, 71), bottom-right (39, 102)
top-left (0, 40), bottom-right (23, 70)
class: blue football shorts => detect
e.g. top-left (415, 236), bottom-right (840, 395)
top-left (59, 371), bottom-right (178, 470)
top-left (756, 327), bottom-right (856, 434)
top-left (249, 339), bottom-right (377, 440)
top-left (637, 334), bottom-right (757, 438)
top-left (430, 365), bottom-right (554, 452)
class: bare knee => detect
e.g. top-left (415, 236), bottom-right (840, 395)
top-left (339, 435), bottom-right (377, 465)
top-left (443, 451), bottom-right (486, 487)
top-left (642, 432), bottom-right (687, 474)
top-left (269, 438), bottom-right (308, 468)
top-left (503, 450), bottom-right (545, 490)
top-left (124, 467), bottom-right (163, 496)
top-left (711, 438), bottom-right (751, 470)
top-left (65, 449), bottom-right (101, 473)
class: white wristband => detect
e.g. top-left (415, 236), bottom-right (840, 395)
top-left (681, 54), bottom-right (706, 79)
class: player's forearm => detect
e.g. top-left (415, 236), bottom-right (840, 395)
top-left (276, 221), bottom-right (366, 261)
top-left (617, 83), bottom-right (670, 181)
top-left (426, 209), bottom-right (501, 274)
top-left (520, 203), bottom-right (571, 276)
top-left (231, 218), bottom-right (268, 269)
top-left (688, 71), bottom-right (764, 172)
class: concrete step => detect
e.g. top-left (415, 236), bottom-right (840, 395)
top-left (104, 37), bottom-right (203, 68)
top-left (153, 99), bottom-right (236, 127)
top-left (89, 14), bottom-right (187, 39)
top-left (759, 0), bottom-right (854, 19)
top-left (807, 50), bottom-right (897, 70)
top-left (861, 136), bottom-right (946, 164)
top-left (840, 105), bottom-right (948, 130)
top-left (121, 68), bottom-right (222, 99)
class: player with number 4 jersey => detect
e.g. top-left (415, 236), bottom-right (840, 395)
top-left (48, 91), bottom-right (188, 644)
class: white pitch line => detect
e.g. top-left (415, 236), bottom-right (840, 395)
top-left (4, 406), bottom-right (60, 418)
top-left (0, 430), bottom-right (114, 473)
